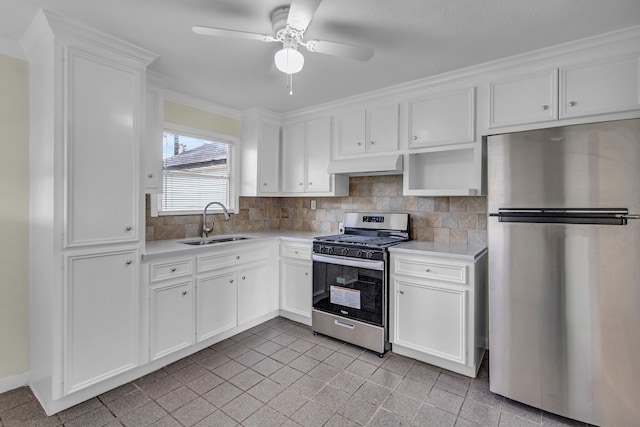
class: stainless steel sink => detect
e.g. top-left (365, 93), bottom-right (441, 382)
top-left (180, 236), bottom-right (254, 246)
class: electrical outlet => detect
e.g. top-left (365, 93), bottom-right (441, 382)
top-left (339, 222), bottom-right (344, 234)
top-left (310, 199), bottom-right (316, 210)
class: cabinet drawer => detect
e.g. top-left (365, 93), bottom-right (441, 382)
top-left (197, 246), bottom-right (270, 273)
top-left (150, 259), bottom-right (193, 283)
top-left (280, 242), bottom-right (312, 260)
top-left (394, 258), bottom-right (467, 284)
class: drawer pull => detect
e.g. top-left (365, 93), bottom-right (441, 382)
top-left (125, 260), bottom-right (132, 265)
top-left (171, 267), bottom-right (176, 272)
top-left (182, 291), bottom-right (187, 296)
top-left (236, 256), bottom-right (240, 260)
top-left (335, 320), bottom-right (355, 329)
top-left (229, 279), bottom-right (234, 283)
top-left (425, 268), bottom-right (431, 272)
top-left (294, 251), bottom-right (299, 254)
top-left (398, 290), bottom-right (404, 295)
top-left (242, 276), bottom-right (246, 280)
top-left (305, 272), bottom-right (309, 276)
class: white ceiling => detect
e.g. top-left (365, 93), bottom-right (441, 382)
top-left (2, 0), bottom-right (640, 113)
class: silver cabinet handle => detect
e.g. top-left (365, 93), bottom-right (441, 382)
top-left (236, 255), bottom-right (240, 260)
top-left (125, 226), bottom-right (132, 231)
top-left (182, 291), bottom-right (187, 296)
top-left (147, 173), bottom-right (153, 178)
top-left (263, 183), bottom-right (267, 186)
top-left (171, 267), bottom-right (176, 272)
top-left (242, 276), bottom-right (246, 280)
top-left (542, 105), bottom-right (549, 110)
top-left (425, 268), bottom-right (431, 272)
top-left (357, 142), bottom-right (362, 146)
top-left (299, 182), bottom-right (303, 186)
top-left (569, 101), bottom-right (577, 107)
top-left (308, 182), bottom-right (312, 186)
top-left (370, 140), bottom-right (375, 145)
top-left (412, 135), bottom-right (418, 140)
top-left (229, 279), bottom-right (234, 283)
top-left (125, 260), bottom-right (132, 265)
top-left (305, 272), bottom-right (309, 276)
top-left (398, 290), bottom-right (404, 294)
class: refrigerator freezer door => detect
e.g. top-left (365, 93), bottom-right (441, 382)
top-left (488, 119), bottom-right (640, 426)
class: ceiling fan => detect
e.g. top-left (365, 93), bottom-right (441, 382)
top-left (192, 0), bottom-right (374, 94)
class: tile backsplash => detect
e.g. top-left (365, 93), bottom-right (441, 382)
top-left (146, 175), bottom-right (487, 246)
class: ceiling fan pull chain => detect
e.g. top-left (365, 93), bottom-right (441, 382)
top-left (288, 73), bottom-right (294, 95)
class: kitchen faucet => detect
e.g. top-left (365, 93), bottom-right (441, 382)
top-left (202, 201), bottom-right (231, 238)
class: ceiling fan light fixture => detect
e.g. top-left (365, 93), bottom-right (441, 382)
top-left (274, 47), bottom-right (304, 74)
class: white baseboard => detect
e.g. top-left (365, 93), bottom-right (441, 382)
top-left (0, 371), bottom-right (30, 394)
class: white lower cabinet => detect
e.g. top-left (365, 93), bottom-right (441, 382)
top-left (390, 249), bottom-right (487, 377)
top-left (238, 261), bottom-right (278, 325)
top-left (64, 249), bottom-right (140, 395)
top-left (150, 280), bottom-right (194, 360)
top-left (279, 241), bottom-right (313, 324)
top-left (197, 271), bottom-right (237, 341)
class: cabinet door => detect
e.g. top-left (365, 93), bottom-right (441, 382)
top-left (560, 56), bottom-right (640, 119)
top-left (150, 280), bottom-right (194, 360)
top-left (237, 262), bottom-right (278, 325)
top-left (337, 110), bottom-right (366, 156)
top-left (258, 121), bottom-right (281, 194)
top-left (197, 271), bottom-right (237, 341)
top-left (305, 116), bottom-right (332, 193)
top-left (64, 249), bottom-right (139, 395)
top-left (282, 122), bottom-right (306, 193)
top-left (143, 86), bottom-right (164, 194)
top-left (65, 48), bottom-right (141, 246)
top-left (393, 279), bottom-right (467, 364)
top-left (489, 69), bottom-right (558, 127)
top-left (280, 259), bottom-right (312, 317)
top-left (367, 105), bottom-right (399, 153)
top-left (409, 87), bottom-right (475, 147)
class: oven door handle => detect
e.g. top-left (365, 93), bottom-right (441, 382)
top-left (312, 254), bottom-right (385, 271)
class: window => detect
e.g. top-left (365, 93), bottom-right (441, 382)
top-left (154, 126), bottom-right (237, 215)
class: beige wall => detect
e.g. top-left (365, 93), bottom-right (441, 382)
top-left (0, 54), bottom-right (29, 380)
top-left (164, 101), bottom-right (241, 138)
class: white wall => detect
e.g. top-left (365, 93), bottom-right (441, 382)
top-left (0, 53), bottom-right (29, 384)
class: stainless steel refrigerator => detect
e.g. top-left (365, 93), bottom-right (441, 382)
top-left (487, 118), bottom-right (640, 426)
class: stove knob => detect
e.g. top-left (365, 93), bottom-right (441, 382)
top-left (341, 248), bottom-right (349, 256)
top-left (327, 247), bottom-right (335, 255)
top-left (320, 246), bottom-right (327, 254)
top-left (366, 251), bottom-right (374, 259)
top-left (356, 250), bottom-right (363, 257)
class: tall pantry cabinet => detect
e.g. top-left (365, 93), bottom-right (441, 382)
top-left (22, 11), bottom-right (156, 414)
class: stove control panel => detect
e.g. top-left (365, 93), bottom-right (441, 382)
top-left (313, 243), bottom-right (385, 260)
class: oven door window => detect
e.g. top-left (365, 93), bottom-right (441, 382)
top-left (313, 259), bottom-right (384, 326)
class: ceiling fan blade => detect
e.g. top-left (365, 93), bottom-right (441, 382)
top-left (287, 0), bottom-right (323, 32)
top-left (305, 39), bottom-right (374, 61)
top-left (192, 26), bottom-right (276, 42)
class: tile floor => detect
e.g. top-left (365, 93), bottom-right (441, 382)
top-left (0, 317), bottom-right (589, 427)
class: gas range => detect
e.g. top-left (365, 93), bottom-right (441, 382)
top-left (311, 212), bottom-right (410, 356)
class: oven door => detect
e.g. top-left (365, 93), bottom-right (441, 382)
top-left (312, 253), bottom-right (386, 326)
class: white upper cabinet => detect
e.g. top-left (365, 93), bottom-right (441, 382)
top-left (409, 87), bottom-right (475, 148)
top-left (305, 116), bottom-right (332, 193)
top-left (490, 54), bottom-right (640, 128)
top-left (143, 71), bottom-right (171, 194)
top-left (258, 121), bottom-right (281, 194)
top-left (282, 116), bottom-right (348, 196)
top-left (282, 121), bottom-right (307, 193)
top-left (336, 105), bottom-right (399, 157)
top-left (65, 47), bottom-right (143, 247)
top-left (560, 55), bottom-right (640, 119)
top-left (489, 69), bottom-right (558, 127)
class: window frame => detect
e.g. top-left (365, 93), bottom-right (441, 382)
top-left (151, 123), bottom-right (240, 217)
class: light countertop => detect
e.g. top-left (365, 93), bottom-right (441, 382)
top-left (389, 241), bottom-right (487, 261)
top-left (143, 230), bottom-right (317, 261)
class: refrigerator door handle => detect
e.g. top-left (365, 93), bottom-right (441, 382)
top-left (616, 214), bottom-right (640, 220)
top-left (489, 208), bottom-right (633, 225)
